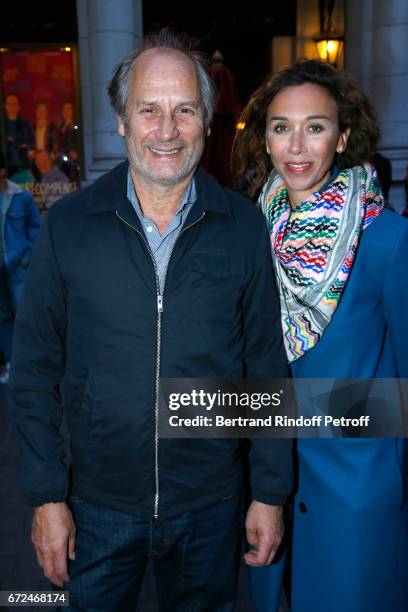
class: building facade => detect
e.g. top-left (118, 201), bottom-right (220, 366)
top-left (75, 0), bottom-right (407, 210)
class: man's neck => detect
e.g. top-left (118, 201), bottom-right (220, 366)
top-left (130, 168), bottom-right (193, 234)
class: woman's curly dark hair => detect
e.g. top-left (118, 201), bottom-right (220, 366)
top-left (233, 60), bottom-right (380, 199)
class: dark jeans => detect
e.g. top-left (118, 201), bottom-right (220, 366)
top-left (64, 493), bottom-right (243, 612)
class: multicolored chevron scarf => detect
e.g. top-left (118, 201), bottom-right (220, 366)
top-left (260, 164), bottom-right (383, 362)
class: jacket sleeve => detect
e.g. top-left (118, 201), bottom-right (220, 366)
top-left (25, 192), bottom-right (42, 247)
top-left (241, 217), bottom-right (293, 505)
top-left (10, 213), bottom-right (68, 507)
top-left (383, 219), bottom-right (408, 377)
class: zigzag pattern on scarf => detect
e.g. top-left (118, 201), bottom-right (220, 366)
top-left (286, 314), bottom-right (320, 359)
top-left (261, 165), bottom-right (383, 362)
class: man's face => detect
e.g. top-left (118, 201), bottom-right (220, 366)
top-left (5, 95), bottom-right (20, 120)
top-left (62, 102), bottom-right (74, 123)
top-left (118, 48), bottom-right (206, 188)
top-left (35, 151), bottom-right (52, 175)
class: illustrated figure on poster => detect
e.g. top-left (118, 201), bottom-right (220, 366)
top-left (57, 101), bottom-right (80, 183)
top-left (4, 94), bottom-right (34, 168)
top-left (31, 102), bottom-right (58, 156)
top-left (34, 150), bottom-right (69, 211)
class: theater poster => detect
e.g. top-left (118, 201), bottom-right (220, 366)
top-left (0, 45), bottom-right (82, 213)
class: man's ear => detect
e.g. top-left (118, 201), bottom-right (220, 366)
top-left (117, 114), bottom-right (125, 137)
top-left (207, 126), bottom-right (211, 137)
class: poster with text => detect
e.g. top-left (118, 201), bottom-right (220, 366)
top-left (1, 46), bottom-right (81, 213)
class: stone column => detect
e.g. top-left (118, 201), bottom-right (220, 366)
top-left (344, 0), bottom-right (373, 89)
top-left (76, 0), bottom-right (143, 182)
top-left (371, 0), bottom-right (408, 209)
top-left (346, 0), bottom-right (408, 210)
top-left (76, 0), bottom-right (93, 180)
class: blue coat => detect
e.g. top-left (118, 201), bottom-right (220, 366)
top-left (251, 209), bottom-right (408, 612)
top-left (2, 180), bottom-right (41, 269)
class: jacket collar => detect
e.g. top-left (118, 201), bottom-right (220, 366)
top-left (85, 161), bottom-right (234, 217)
top-left (4, 180), bottom-right (23, 196)
top-left (1, 180), bottom-right (23, 218)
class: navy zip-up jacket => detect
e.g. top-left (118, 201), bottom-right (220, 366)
top-left (11, 162), bottom-right (292, 520)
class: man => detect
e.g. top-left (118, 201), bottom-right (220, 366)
top-left (11, 30), bottom-right (291, 611)
top-left (34, 149), bottom-right (70, 210)
top-left (4, 94), bottom-right (34, 168)
top-left (0, 154), bottom-right (40, 383)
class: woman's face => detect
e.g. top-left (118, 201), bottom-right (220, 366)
top-left (36, 103), bottom-right (48, 120)
top-left (265, 83), bottom-right (349, 206)
top-left (62, 102), bottom-right (74, 123)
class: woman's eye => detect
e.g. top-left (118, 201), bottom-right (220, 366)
top-left (308, 124), bottom-right (323, 133)
top-left (273, 124), bottom-right (288, 133)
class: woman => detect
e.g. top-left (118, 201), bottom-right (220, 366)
top-left (32, 101), bottom-right (58, 154)
top-left (57, 101), bottom-right (80, 182)
top-left (57, 101), bottom-right (79, 159)
top-left (234, 60), bottom-right (408, 612)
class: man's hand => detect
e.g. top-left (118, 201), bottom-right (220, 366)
top-left (31, 501), bottom-right (76, 587)
top-left (244, 501), bottom-right (283, 566)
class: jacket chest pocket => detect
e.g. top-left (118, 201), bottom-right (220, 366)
top-left (187, 252), bottom-right (246, 321)
top-left (7, 209), bottom-right (25, 227)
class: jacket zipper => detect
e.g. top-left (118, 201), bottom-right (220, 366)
top-left (116, 209), bottom-right (205, 518)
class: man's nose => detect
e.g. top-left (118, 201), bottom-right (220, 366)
top-left (288, 130), bottom-right (305, 155)
top-left (156, 113), bottom-right (179, 140)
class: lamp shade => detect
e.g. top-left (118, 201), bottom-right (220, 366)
top-left (314, 34), bottom-right (344, 66)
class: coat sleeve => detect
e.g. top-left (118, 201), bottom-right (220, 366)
top-left (383, 219), bottom-right (408, 377)
top-left (241, 217), bottom-right (293, 505)
top-left (10, 213), bottom-right (68, 507)
top-left (24, 192), bottom-right (42, 247)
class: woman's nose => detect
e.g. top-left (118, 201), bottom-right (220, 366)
top-left (288, 130), bottom-right (305, 155)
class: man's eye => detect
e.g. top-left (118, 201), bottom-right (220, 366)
top-left (141, 107), bottom-right (155, 114)
top-left (178, 107), bottom-right (194, 115)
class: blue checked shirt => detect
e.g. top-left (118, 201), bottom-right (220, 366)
top-left (127, 170), bottom-right (196, 292)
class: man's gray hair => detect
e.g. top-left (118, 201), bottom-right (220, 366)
top-left (108, 28), bottom-right (215, 129)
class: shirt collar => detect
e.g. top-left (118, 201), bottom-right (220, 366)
top-left (126, 169), bottom-right (196, 219)
top-left (85, 161), bottom-right (234, 218)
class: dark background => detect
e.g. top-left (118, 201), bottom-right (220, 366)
top-left (0, 0), bottom-right (296, 103)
